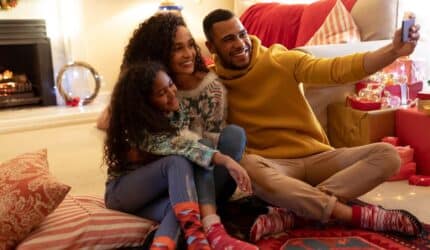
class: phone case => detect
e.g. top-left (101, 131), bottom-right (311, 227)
top-left (402, 18), bottom-right (415, 42)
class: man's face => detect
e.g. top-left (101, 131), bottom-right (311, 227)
top-left (206, 17), bottom-right (252, 70)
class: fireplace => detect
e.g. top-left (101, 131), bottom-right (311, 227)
top-left (0, 19), bottom-right (56, 108)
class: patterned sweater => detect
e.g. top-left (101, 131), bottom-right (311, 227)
top-left (177, 71), bottom-right (227, 145)
top-left (107, 106), bottom-right (217, 181)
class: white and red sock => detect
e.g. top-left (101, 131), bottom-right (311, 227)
top-left (352, 205), bottom-right (422, 236)
top-left (205, 221), bottom-right (259, 250)
top-left (249, 206), bottom-right (295, 242)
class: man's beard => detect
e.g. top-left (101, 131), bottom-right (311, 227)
top-left (215, 47), bottom-right (251, 70)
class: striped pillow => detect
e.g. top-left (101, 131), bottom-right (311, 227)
top-left (305, 0), bottom-right (360, 46)
top-left (16, 195), bottom-right (157, 250)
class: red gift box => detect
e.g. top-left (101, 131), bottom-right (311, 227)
top-left (408, 175), bottom-right (430, 186)
top-left (388, 162), bottom-right (416, 181)
top-left (396, 108), bottom-right (430, 175)
top-left (346, 96), bottom-right (381, 111)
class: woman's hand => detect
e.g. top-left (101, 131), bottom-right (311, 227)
top-left (212, 152), bottom-right (252, 194)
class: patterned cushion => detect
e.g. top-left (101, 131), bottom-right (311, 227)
top-left (295, 0), bottom-right (357, 46)
top-left (17, 195), bottom-right (158, 250)
top-left (305, 0), bottom-right (361, 45)
top-left (0, 149), bottom-right (71, 250)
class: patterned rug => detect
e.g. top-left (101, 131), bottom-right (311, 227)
top-left (256, 224), bottom-right (430, 250)
top-left (220, 196), bottom-right (430, 250)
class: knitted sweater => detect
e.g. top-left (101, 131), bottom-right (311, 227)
top-left (213, 36), bottom-right (369, 159)
top-left (177, 71), bottom-right (227, 145)
top-left (107, 106), bottom-right (217, 181)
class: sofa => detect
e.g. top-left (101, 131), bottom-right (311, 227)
top-left (238, 0), bottom-right (401, 132)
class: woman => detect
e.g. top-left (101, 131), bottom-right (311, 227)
top-left (103, 13), bottom-right (258, 250)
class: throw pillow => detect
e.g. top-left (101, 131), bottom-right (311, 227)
top-left (17, 195), bottom-right (158, 250)
top-left (240, 3), bottom-right (306, 49)
top-left (305, 0), bottom-right (361, 46)
top-left (295, 0), bottom-right (357, 46)
top-left (0, 149), bottom-right (71, 250)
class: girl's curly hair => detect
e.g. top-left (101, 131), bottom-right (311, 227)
top-left (121, 13), bottom-right (208, 80)
top-left (104, 61), bottom-right (176, 172)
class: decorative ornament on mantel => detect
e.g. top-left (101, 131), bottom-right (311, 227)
top-left (56, 62), bottom-right (101, 107)
top-left (158, 0), bottom-right (183, 13)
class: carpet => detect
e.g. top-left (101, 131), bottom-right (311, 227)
top-left (220, 196), bottom-right (430, 250)
top-left (256, 224), bottom-right (430, 250)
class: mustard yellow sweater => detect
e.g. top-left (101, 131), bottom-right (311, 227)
top-left (213, 36), bottom-right (369, 159)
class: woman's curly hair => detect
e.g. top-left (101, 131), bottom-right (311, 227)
top-left (104, 61), bottom-right (176, 172)
top-left (121, 12), bottom-right (208, 80)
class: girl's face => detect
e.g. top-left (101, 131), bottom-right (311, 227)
top-left (170, 26), bottom-right (196, 76)
top-left (150, 70), bottom-right (180, 113)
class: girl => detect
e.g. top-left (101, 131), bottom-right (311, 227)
top-left (104, 61), bottom-right (257, 250)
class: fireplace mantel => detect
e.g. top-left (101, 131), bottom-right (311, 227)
top-left (0, 92), bottom-right (109, 134)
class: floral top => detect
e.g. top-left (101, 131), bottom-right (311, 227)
top-left (137, 108), bottom-right (216, 168)
top-left (107, 106), bottom-right (217, 181)
top-left (177, 71), bottom-right (227, 145)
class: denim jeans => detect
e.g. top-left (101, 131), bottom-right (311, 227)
top-left (195, 124), bottom-right (247, 206)
top-left (105, 155), bottom-right (197, 242)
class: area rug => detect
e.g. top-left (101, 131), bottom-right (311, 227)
top-left (256, 224), bottom-right (430, 250)
top-left (220, 196), bottom-right (430, 250)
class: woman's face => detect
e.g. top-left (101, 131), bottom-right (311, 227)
top-left (170, 25), bottom-right (196, 76)
top-left (150, 70), bottom-right (180, 113)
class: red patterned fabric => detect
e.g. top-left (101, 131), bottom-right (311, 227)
top-left (0, 149), bottom-right (70, 250)
top-left (305, 0), bottom-right (361, 46)
top-left (295, 0), bottom-right (357, 46)
top-left (240, 3), bottom-right (306, 49)
top-left (257, 226), bottom-right (430, 250)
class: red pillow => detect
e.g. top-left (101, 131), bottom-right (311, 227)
top-left (295, 0), bottom-right (357, 47)
top-left (240, 3), bottom-right (306, 49)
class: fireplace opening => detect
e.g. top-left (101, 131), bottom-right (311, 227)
top-left (0, 19), bottom-right (56, 109)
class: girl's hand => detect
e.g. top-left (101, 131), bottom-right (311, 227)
top-left (212, 152), bottom-right (252, 194)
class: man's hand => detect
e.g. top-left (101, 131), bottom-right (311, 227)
top-left (363, 21), bottom-right (420, 74)
top-left (392, 23), bottom-right (420, 57)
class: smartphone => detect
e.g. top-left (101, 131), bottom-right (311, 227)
top-left (401, 18), bottom-right (415, 42)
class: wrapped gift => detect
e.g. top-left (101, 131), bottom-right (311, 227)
top-left (327, 103), bottom-right (396, 147)
top-left (396, 108), bottom-right (430, 175)
top-left (388, 162), bottom-right (416, 181)
top-left (356, 81), bottom-right (423, 101)
top-left (382, 57), bottom-right (427, 85)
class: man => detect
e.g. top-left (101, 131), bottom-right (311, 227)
top-left (203, 9), bottom-right (422, 240)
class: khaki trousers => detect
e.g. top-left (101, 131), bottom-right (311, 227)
top-left (240, 142), bottom-right (400, 222)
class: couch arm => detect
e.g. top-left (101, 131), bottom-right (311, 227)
top-left (295, 40), bottom-right (391, 59)
top-left (293, 40), bottom-right (391, 133)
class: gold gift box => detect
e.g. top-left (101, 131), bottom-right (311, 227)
top-left (327, 103), bottom-right (396, 147)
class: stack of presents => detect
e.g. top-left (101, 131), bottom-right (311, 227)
top-left (328, 56), bottom-right (430, 186)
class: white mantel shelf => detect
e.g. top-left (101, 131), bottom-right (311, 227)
top-left (0, 93), bottom-right (109, 134)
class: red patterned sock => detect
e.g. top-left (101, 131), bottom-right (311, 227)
top-left (351, 205), bottom-right (422, 236)
top-left (206, 223), bottom-right (259, 250)
top-left (249, 206), bottom-right (295, 242)
top-left (173, 202), bottom-right (211, 250)
top-left (150, 236), bottom-right (175, 250)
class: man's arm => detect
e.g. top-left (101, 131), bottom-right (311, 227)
top-left (363, 24), bottom-right (420, 74)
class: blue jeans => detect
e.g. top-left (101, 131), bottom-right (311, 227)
top-left (104, 125), bottom-right (246, 242)
top-left (195, 124), bottom-right (247, 206)
top-left (105, 155), bottom-right (197, 243)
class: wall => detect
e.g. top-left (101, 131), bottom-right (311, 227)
top-left (0, 0), bottom-right (233, 94)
